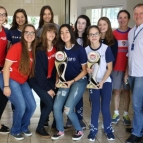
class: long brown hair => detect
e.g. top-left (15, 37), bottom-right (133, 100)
top-left (98, 17), bottom-right (114, 46)
top-left (38, 5), bottom-right (54, 28)
top-left (19, 24), bottom-right (36, 77)
top-left (10, 8), bottom-right (28, 29)
top-left (37, 23), bottom-right (58, 51)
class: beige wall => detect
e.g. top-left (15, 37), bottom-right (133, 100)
top-left (1, 0), bottom-right (65, 25)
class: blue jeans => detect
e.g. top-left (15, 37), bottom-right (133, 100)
top-left (0, 73), bottom-right (36, 135)
top-left (128, 76), bottom-right (143, 137)
top-left (89, 82), bottom-right (113, 134)
top-left (53, 78), bottom-right (87, 132)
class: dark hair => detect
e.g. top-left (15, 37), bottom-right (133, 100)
top-left (38, 5), bottom-right (54, 28)
top-left (10, 8), bottom-right (28, 29)
top-left (117, 10), bottom-right (130, 19)
top-left (98, 17), bottom-right (114, 46)
top-left (74, 15), bottom-right (91, 47)
top-left (0, 6), bottom-right (8, 23)
top-left (37, 23), bottom-right (58, 51)
top-left (19, 24), bottom-right (36, 77)
top-left (133, 3), bottom-right (143, 9)
top-left (56, 24), bottom-right (76, 51)
top-left (86, 25), bottom-right (101, 45)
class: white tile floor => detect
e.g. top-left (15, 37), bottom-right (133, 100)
top-left (0, 89), bottom-right (134, 143)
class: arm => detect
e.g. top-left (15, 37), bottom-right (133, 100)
top-left (3, 60), bottom-right (13, 97)
top-left (64, 63), bottom-right (87, 88)
top-left (97, 62), bottom-right (112, 89)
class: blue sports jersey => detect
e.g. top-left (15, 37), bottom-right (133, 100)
top-left (64, 44), bottom-right (87, 81)
top-left (7, 28), bottom-right (21, 45)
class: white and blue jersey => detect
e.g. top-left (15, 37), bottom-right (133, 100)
top-left (85, 43), bottom-right (114, 83)
top-left (64, 44), bottom-right (87, 81)
top-left (7, 28), bottom-right (21, 45)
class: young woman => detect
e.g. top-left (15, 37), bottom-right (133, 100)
top-left (0, 6), bottom-right (9, 134)
top-left (37, 5), bottom-right (59, 38)
top-left (0, 24), bottom-right (36, 141)
top-left (85, 26), bottom-right (115, 141)
top-left (51, 24), bottom-right (87, 141)
top-left (28, 23), bottom-right (58, 138)
top-left (65, 15), bottom-right (91, 129)
top-left (98, 17), bottom-right (118, 67)
top-left (111, 10), bottom-right (131, 126)
top-left (7, 8), bottom-right (28, 45)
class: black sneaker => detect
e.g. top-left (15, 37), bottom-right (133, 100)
top-left (0, 124), bottom-right (9, 134)
top-left (106, 132), bottom-right (115, 140)
top-left (88, 132), bottom-right (96, 141)
top-left (23, 130), bottom-right (32, 136)
top-left (51, 131), bottom-right (64, 140)
top-left (126, 134), bottom-right (142, 143)
top-left (36, 127), bottom-right (50, 138)
top-left (72, 131), bottom-right (84, 141)
top-left (12, 133), bottom-right (24, 141)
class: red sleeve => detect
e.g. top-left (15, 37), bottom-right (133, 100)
top-left (6, 42), bottom-right (22, 62)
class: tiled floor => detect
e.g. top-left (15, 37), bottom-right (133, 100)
top-left (0, 89), bottom-right (133, 143)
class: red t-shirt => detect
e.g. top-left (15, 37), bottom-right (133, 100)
top-left (0, 27), bottom-right (8, 67)
top-left (113, 28), bottom-right (130, 71)
top-left (5, 42), bottom-right (33, 84)
top-left (47, 47), bottom-right (56, 78)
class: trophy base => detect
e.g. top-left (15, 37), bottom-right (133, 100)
top-left (56, 82), bottom-right (67, 88)
top-left (86, 83), bottom-right (99, 89)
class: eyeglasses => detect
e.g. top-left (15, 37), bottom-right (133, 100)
top-left (89, 33), bottom-right (100, 37)
top-left (0, 13), bottom-right (6, 17)
top-left (24, 31), bottom-right (35, 36)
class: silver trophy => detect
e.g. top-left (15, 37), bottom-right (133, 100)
top-left (86, 51), bottom-right (100, 89)
top-left (55, 51), bottom-right (68, 88)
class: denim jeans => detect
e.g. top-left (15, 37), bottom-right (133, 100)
top-left (53, 78), bottom-right (87, 132)
top-left (28, 78), bottom-right (54, 129)
top-left (128, 76), bottom-right (143, 137)
top-left (0, 73), bottom-right (36, 135)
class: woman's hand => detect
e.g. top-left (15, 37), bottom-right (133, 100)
top-left (3, 87), bottom-right (11, 97)
top-left (97, 81), bottom-right (104, 89)
top-left (63, 80), bottom-right (74, 88)
top-left (87, 68), bottom-right (93, 74)
top-left (47, 89), bottom-right (55, 98)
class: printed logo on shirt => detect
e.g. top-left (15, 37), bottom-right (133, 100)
top-left (30, 58), bottom-right (33, 62)
top-left (118, 40), bottom-right (128, 47)
top-left (12, 36), bottom-right (21, 39)
top-left (0, 37), bottom-right (6, 40)
top-left (48, 54), bottom-right (55, 59)
top-left (68, 57), bottom-right (76, 61)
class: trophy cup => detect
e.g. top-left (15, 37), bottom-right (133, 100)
top-left (86, 51), bottom-right (100, 89)
top-left (55, 51), bottom-right (68, 88)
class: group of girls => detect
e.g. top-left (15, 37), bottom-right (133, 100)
top-left (0, 4), bottom-right (131, 142)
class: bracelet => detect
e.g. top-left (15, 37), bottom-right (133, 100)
top-left (4, 86), bottom-right (9, 87)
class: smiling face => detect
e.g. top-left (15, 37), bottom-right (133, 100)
top-left (76, 18), bottom-right (87, 34)
top-left (60, 27), bottom-right (71, 44)
top-left (16, 12), bottom-right (26, 27)
top-left (117, 12), bottom-right (130, 28)
top-left (87, 27), bottom-right (101, 44)
top-left (98, 20), bottom-right (108, 34)
top-left (0, 8), bottom-right (6, 25)
top-left (43, 9), bottom-right (52, 24)
top-left (24, 26), bottom-right (35, 44)
top-left (46, 30), bottom-right (56, 42)
top-left (133, 6), bottom-right (143, 26)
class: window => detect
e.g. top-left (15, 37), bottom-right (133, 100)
top-left (85, 6), bottom-right (122, 28)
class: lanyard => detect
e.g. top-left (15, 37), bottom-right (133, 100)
top-left (131, 27), bottom-right (143, 50)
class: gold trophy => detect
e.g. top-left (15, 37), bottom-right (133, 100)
top-left (86, 51), bottom-right (100, 89)
top-left (55, 51), bottom-right (68, 88)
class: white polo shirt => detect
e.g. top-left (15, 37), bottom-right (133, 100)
top-left (128, 23), bottom-right (143, 77)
